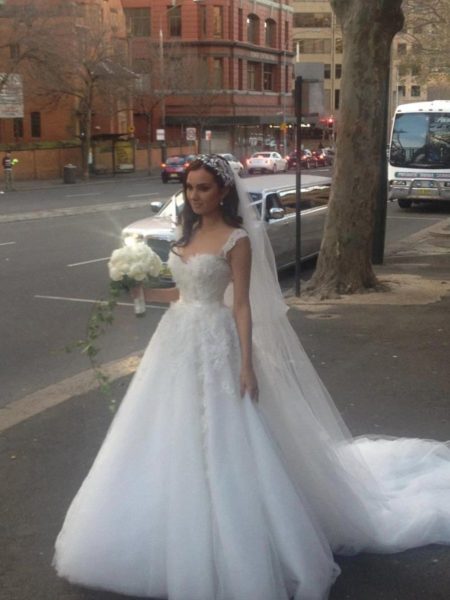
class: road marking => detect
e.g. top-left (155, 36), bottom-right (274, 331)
top-left (0, 353), bottom-right (142, 433)
top-left (388, 215), bottom-right (442, 221)
top-left (127, 192), bottom-right (158, 198)
top-left (34, 294), bottom-right (166, 310)
top-left (67, 257), bottom-right (110, 267)
top-left (0, 241), bottom-right (16, 246)
top-left (65, 192), bottom-right (103, 198)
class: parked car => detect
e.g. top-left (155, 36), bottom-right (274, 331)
top-left (311, 149), bottom-right (332, 167)
top-left (121, 174), bottom-right (331, 278)
top-left (246, 152), bottom-right (288, 174)
top-left (219, 153), bottom-right (244, 176)
top-left (161, 154), bottom-right (196, 183)
top-left (286, 149), bottom-right (318, 170)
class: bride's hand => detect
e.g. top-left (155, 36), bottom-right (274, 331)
top-left (240, 366), bottom-right (259, 402)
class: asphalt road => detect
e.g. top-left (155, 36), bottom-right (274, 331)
top-left (0, 173), bottom-right (449, 408)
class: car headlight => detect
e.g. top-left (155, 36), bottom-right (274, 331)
top-left (391, 180), bottom-right (408, 186)
top-left (122, 233), bottom-right (144, 246)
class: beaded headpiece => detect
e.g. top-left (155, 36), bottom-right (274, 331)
top-left (195, 154), bottom-right (235, 187)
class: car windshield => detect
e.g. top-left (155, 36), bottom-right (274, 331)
top-left (390, 112), bottom-right (450, 168)
top-left (157, 191), bottom-right (185, 218)
top-left (166, 156), bottom-right (187, 165)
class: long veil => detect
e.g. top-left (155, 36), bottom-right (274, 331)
top-left (232, 174), bottom-right (450, 555)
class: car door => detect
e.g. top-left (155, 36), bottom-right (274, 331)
top-left (263, 191), bottom-right (293, 267)
top-left (300, 185), bottom-right (330, 258)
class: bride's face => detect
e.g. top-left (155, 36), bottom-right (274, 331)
top-left (186, 168), bottom-right (227, 216)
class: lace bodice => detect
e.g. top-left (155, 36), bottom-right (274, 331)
top-left (168, 228), bottom-right (248, 305)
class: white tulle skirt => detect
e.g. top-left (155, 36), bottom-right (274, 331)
top-left (54, 301), bottom-right (450, 599)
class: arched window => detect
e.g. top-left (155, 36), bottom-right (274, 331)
top-left (264, 19), bottom-right (276, 47)
top-left (247, 14), bottom-right (259, 45)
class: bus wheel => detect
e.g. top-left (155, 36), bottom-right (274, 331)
top-left (398, 199), bottom-right (412, 209)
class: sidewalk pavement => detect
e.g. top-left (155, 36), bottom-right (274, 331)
top-left (1, 219), bottom-right (450, 599)
top-left (1, 170), bottom-right (158, 193)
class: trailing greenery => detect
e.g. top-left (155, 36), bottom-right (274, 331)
top-left (66, 282), bottom-right (121, 411)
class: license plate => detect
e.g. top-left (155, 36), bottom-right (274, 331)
top-left (169, 173), bottom-right (179, 178)
top-left (413, 188), bottom-right (435, 196)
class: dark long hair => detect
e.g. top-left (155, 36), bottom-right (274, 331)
top-left (172, 158), bottom-right (243, 251)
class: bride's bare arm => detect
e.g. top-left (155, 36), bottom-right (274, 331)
top-left (132, 286), bottom-right (180, 304)
top-left (229, 237), bottom-right (259, 402)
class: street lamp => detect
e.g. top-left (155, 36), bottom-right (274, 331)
top-left (159, 0), bottom-right (204, 162)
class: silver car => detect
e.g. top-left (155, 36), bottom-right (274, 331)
top-left (121, 174), bottom-right (331, 279)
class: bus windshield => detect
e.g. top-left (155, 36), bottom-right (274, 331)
top-left (390, 112), bottom-right (450, 169)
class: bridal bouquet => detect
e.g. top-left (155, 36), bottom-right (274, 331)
top-left (108, 241), bottom-right (162, 315)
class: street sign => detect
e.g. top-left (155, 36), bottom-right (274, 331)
top-left (186, 127), bottom-right (197, 141)
top-left (0, 73), bottom-right (24, 118)
top-left (205, 130), bottom-right (212, 141)
top-left (156, 128), bottom-right (165, 141)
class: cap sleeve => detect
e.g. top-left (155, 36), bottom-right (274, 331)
top-left (220, 228), bottom-right (249, 258)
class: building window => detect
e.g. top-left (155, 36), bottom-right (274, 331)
top-left (285, 21), bottom-right (289, 47)
top-left (247, 14), bottom-right (259, 45)
top-left (293, 12), bottom-right (332, 27)
top-left (397, 85), bottom-right (406, 97)
top-left (335, 38), bottom-right (343, 53)
top-left (13, 118), bottom-right (24, 138)
top-left (263, 64), bottom-right (275, 91)
top-left (324, 64), bottom-right (331, 79)
top-left (168, 5), bottom-right (182, 37)
top-left (285, 64), bottom-right (289, 93)
top-left (30, 112), bottom-right (41, 138)
top-left (265, 19), bottom-right (276, 47)
top-left (324, 89), bottom-right (331, 111)
top-left (411, 65), bottom-right (419, 76)
top-left (411, 85), bottom-right (421, 97)
top-left (199, 4), bottom-right (207, 37)
top-left (335, 64), bottom-right (342, 79)
top-left (298, 38), bottom-right (331, 54)
top-left (398, 65), bottom-right (407, 77)
top-left (397, 43), bottom-right (407, 56)
top-left (213, 58), bottom-right (224, 88)
top-left (247, 61), bottom-right (260, 91)
top-left (213, 6), bottom-right (224, 38)
top-left (334, 89), bottom-right (340, 110)
top-left (238, 59), bottom-right (243, 90)
top-left (238, 9), bottom-right (243, 41)
top-left (124, 8), bottom-right (151, 37)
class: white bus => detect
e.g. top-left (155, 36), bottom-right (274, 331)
top-left (388, 100), bottom-right (450, 208)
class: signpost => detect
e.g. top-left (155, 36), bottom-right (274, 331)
top-left (0, 74), bottom-right (24, 118)
top-left (186, 127), bottom-right (197, 141)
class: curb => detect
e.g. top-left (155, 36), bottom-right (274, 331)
top-left (0, 198), bottom-right (153, 224)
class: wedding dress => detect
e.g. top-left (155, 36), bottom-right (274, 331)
top-left (54, 179), bottom-right (450, 599)
top-left (54, 230), bottom-right (340, 599)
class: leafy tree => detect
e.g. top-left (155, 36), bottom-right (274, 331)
top-left (130, 40), bottom-right (186, 171)
top-left (306, 0), bottom-right (404, 298)
top-left (0, 4), bottom-right (52, 95)
top-left (401, 0), bottom-right (450, 89)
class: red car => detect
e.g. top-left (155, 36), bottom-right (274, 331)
top-left (311, 149), bottom-right (333, 167)
top-left (286, 149), bottom-right (318, 170)
top-left (161, 154), bottom-right (196, 183)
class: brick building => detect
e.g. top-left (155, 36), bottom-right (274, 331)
top-left (123, 0), bottom-right (295, 157)
top-left (0, 0), bottom-right (131, 147)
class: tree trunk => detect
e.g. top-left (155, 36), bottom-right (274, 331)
top-left (306, 0), bottom-right (404, 298)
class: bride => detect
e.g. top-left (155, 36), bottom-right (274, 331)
top-left (54, 155), bottom-right (450, 599)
